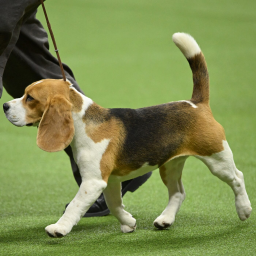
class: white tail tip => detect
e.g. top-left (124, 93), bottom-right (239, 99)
top-left (172, 33), bottom-right (201, 59)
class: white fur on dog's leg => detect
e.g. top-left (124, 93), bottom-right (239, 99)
top-left (45, 223), bottom-right (71, 238)
top-left (45, 178), bottom-right (107, 238)
top-left (196, 141), bottom-right (252, 221)
top-left (234, 170), bottom-right (252, 220)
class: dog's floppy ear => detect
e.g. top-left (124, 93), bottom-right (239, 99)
top-left (37, 95), bottom-right (75, 152)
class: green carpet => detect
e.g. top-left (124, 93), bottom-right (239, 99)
top-left (0, 0), bottom-right (255, 255)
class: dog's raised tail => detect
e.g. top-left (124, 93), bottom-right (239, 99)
top-left (172, 33), bottom-right (209, 104)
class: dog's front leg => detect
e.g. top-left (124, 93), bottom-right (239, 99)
top-left (45, 178), bottom-right (107, 238)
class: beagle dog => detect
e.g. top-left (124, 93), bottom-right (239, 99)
top-left (3, 33), bottom-right (252, 238)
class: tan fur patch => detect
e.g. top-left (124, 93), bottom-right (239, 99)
top-left (185, 104), bottom-right (226, 156)
top-left (162, 106), bottom-right (226, 161)
top-left (24, 98), bottom-right (45, 125)
top-left (69, 88), bottom-right (83, 112)
top-left (37, 95), bottom-right (74, 152)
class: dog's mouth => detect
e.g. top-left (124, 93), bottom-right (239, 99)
top-left (26, 121), bottom-right (40, 127)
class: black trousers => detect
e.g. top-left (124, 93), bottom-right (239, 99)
top-left (1, 1), bottom-right (83, 185)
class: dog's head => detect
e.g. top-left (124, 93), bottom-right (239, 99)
top-left (3, 79), bottom-right (75, 152)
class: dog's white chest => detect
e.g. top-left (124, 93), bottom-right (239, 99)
top-left (71, 102), bottom-right (110, 179)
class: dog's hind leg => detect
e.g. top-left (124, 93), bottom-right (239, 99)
top-left (154, 156), bottom-right (188, 229)
top-left (104, 179), bottom-right (136, 233)
top-left (195, 140), bottom-right (252, 220)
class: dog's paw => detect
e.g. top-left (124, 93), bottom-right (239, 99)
top-left (236, 204), bottom-right (252, 221)
top-left (153, 216), bottom-right (174, 230)
top-left (121, 222), bottom-right (136, 233)
top-left (237, 206), bottom-right (252, 221)
top-left (235, 195), bottom-right (252, 221)
top-left (120, 216), bottom-right (136, 233)
top-left (45, 223), bottom-right (70, 238)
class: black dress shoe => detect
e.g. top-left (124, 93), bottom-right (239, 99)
top-left (82, 172), bottom-right (152, 217)
top-left (82, 193), bottom-right (109, 217)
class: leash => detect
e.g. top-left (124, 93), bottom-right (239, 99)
top-left (40, 0), bottom-right (66, 81)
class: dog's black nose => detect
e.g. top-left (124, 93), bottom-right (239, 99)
top-left (3, 103), bottom-right (10, 113)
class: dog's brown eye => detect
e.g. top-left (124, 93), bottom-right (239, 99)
top-left (26, 95), bottom-right (34, 102)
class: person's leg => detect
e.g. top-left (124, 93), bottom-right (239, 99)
top-left (0, 0), bottom-right (41, 98)
top-left (3, 10), bottom-right (82, 98)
